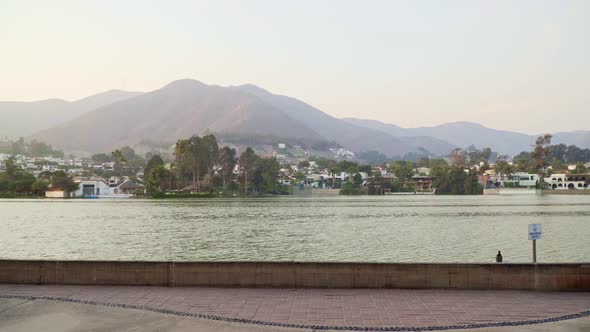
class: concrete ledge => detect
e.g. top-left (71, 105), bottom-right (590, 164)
top-left (1, 260), bottom-right (589, 290)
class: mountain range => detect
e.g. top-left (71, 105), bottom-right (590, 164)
top-left (0, 90), bottom-right (142, 139)
top-left (1, 79), bottom-right (588, 157)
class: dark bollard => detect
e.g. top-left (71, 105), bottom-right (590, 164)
top-left (496, 250), bottom-right (503, 263)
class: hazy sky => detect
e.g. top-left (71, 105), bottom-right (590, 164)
top-left (1, 0), bottom-right (589, 134)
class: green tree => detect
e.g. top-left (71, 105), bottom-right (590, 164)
top-left (531, 134), bottom-right (552, 176)
top-left (119, 146), bottom-right (136, 161)
top-left (4, 156), bottom-right (19, 178)
top-left (50, 170), bottom-right (79, 194)
top-left (339, 182), bottom-right (359, 195)
top-left (494, 160), bottom-right (514, 178)
top-left (464, 169), bottom-right (482, 194)
top-left (219, 146), bottom-right (237, 189)
top-left (201, 135), bottom-right (219, 176)
top-left (239, 147), bottom-right (257, 193)
top-left (147, 165), bottom-right (171, 194)
top-left (358, 164), bottom-right (372, 174)
top-left (144, 155), bottom-right (164, 184)
top-left (252, 157), bottom-right (280, 193)
top-left (294, 171), bottom-right (306, 183)
top-left (352, 173), bottom-right (363, 188)
top-left (0, 157), bottom-right (37, 196)
top-left (11, 137), bottom-right (26, 155)
top-left (174, 138), bottom-right (189, 188)
top-left (144, 155), bottom-right (165, 193)
top-left (31, 179), bottom-right (49, 196)
top-left (449, 148), bottom-right (467, 167)
top-left (575, 162), bottom-right (587, 174)
top-left (91, 153), bottom-right (112, 163)
top-left (390, 161), bottom-right (414, 181)
top-left (37, 170), bottom-right (53, 181)
top-left (111, 149), bottom-right (127, 176)
top-left (297, 160), bottom-right (310, 169)
top-left (512, 152), bottom-right (531, 172)
top-left (367, 173), bottom-right (384, 195)
top-left (564, 145), bottom-right (586, 163)
top-left (185, 135), bottom-right (207, 190)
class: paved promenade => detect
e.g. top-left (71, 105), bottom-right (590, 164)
top-left (0, 285), bottom-right (589, 331)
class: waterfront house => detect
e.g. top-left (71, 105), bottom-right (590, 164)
top-left (67, 178), bottom-right (140, 198)
top-left (116, 180), bottom-right (143, 195)
top-left (72, 179), bottom-right (112, 197)
top-left (545, 173), bottom-right (589, 190)
top-left (505, 172), bottom-right (539, 188)
top-left (544, 173), bottom-right (589, 190)
top-left (411, 176), bottom-right (435, 192)
top-left (276, 176), bottom-right (292, 186)
top-left (45, 190), bottom-right (67, 198)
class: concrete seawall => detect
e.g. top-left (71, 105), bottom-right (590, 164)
top-left (1, 260), bottom-right (589, 291)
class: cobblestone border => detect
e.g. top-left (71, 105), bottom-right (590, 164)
top-left (1, 294), bottom-right (589, 331)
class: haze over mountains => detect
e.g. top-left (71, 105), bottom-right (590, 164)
top-left (1, 79), bottom-right (588, 157)
top-left (0, 90), bottom-right (143, 139)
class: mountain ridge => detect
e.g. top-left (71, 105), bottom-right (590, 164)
top-left (343, 118), bottom-right (590, 155)
top-left (0, 90), bottom-right (143, 139)
top-left (2, 78), bottom-right (587, 157)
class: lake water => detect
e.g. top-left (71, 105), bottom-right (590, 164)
top-left (1, 195), bottom-right (589, 263)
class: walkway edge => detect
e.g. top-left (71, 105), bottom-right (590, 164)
top-left (1, 294), bottom-right (589, 332)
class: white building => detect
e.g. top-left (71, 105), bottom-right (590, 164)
top-left (544, 174), bottom-right (589, 190)
top-left (506, 172), bottom-right (540, 187)
top-left (72, 179), bottom-right (112, 197)
top-left (45, 190), bottom-right (67, 198)
top-left (277, 178), bottom-right (291, 186)
top-left (415, 167), bottom-right (431, 176)
top-left (70, 179), bottom-right (137, 198)
top-left (42, 164), bottom-right (59, 172)
top-left (331, 172), bottom-right (350, 181)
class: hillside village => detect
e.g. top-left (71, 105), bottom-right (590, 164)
top-left (1, 133), bottom-right (589, 199)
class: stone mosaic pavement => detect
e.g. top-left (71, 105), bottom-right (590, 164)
top-left (0, 284), bottom-right (589, 331)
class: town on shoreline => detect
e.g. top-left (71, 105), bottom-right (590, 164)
top-left (1, 134), bottom-right (589, 199)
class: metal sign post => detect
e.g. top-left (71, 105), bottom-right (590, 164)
top-left (528, 224), bottom-right (542, 263)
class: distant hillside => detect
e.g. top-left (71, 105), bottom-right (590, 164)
top-left (18, 79), bottom-right (590, 157)
top-left (551, 131), bottom-right (590, 149)
top-left (341, 118), bottom-right (457, 155)
top-left (32, 80), bottom-right (435, 156)
top-left (0, 90), bottom-right (142, 139)
top-left (232, 85), bottom-right (421, 157)
top-left (407, 122), bottom-right (535, 155)
top-left (344, 118), bottom-right (590, 155)
top-left (33, 80), bottom-right (325, 153)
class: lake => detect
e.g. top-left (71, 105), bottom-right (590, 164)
top-left (0, 195), bottom-right (589, 263)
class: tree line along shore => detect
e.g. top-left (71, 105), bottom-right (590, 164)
top-left (1, 133), bottom-right (589, 198)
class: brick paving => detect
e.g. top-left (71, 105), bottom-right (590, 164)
top-left (0, 284), bottom-right (589, 330)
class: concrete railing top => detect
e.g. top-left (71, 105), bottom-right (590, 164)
top-left (1, 260), bottom-right (589, 291)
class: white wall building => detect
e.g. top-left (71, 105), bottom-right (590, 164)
top-left (42, 164), bottom-right (59, 172)
top-left (507, 172), bottom-right (540, 187)
top-left (544, 173), bottom-right (589, 190)
top-left (70, 179), bottom-right (136, 198)
top-left (72, 180), bottom-right (112, 197)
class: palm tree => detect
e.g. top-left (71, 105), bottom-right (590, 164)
top-left (111, 149), bottom-right (127, 177)
top-left (174, 139), bottom-right (188, 188)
